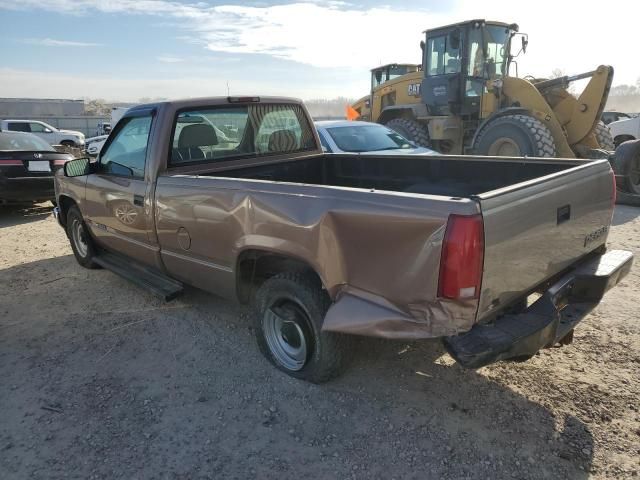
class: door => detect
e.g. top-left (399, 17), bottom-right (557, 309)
top-left (28, 122), bottom-right (54, 144)
top-left (83, 111), bottom-right (157, 266)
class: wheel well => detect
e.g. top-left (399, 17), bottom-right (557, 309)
top-left (57, 195), bottom-right (77, 228)
top-left (614, 134), bottom-right (636, 147)
top-left (236, 250), bottom-right (323, 304)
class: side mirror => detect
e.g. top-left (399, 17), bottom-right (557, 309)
top-left (64, 157), bottom-right (91, 177)
top-left (44, 128), bottom-right (52, 133)
top-left (107, 161), bottom-right (134, 177)
top-left (521, 36), bottom-right (528, 53)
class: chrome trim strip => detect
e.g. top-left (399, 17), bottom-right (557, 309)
top-left (161, 249), bottom-right (233, 273)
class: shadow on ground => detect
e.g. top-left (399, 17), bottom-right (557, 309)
top-left (0, 202), bottom-right (54, 228)
top-left (0, 255), bottom-right (594, 479)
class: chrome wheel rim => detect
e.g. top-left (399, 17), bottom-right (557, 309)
top-left (488, 137), bottom-right (521, 156)
top-left (114, 204), bottom-right (138, 225)
top-left (71, 218), bottom-right (88, 257)
top-left (263, 302), bottom-right (310, 371)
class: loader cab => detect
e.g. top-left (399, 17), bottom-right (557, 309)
top-left (371, 64), bottom-right (421, 91)
top-left (421, 20), bottom-right (518, 117)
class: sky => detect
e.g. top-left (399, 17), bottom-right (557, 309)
top-left (0, 0), bottom-right (637, 102)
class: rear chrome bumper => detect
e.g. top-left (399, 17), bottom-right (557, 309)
top-left (444, 249), bottom-right (634, 369)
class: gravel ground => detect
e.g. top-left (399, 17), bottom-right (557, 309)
top-left (0, 203), bottom-right (638, 480)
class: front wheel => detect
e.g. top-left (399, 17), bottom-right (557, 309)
top-left (66, 205), bottom-right (100, 269)
top-left (474, 114), bottom-right (557, 157)
top-left (254, 272), bottom-right (351, 383)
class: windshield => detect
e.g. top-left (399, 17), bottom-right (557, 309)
top-left (325, 124), bottom-right (415, 152)
top-left (0, 132), bottom-right (55, 151)
top-left (468, 25), bottom-right (510, 79)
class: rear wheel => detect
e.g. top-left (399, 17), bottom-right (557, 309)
top-left (615, 139), bottom-right (640, 195)
top-left (474, 114), bottom-right (557, 157)
top-left (594, 122), bottom-right (615, 151)
top-left (66, 205), bottom-right (100, 269)
top-left (254, 272), bottom-right (351, 383)
top-left (384, 118), bottom-right (431, 148)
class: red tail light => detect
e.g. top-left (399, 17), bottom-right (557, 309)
top-left (438, 214), bottom-right (484, 300)
top-left (0, 159), bottom-right (24, 166)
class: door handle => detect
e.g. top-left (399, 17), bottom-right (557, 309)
top-left (133, 194), bottom-right (144, 207)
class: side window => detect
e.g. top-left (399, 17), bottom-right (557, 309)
top-left (100, 115), bottom-right (152, 178)
top-left (427, 36), bottom-right (445, 76)
top-left (427, 35), bottom-right (460, 76)
top-left (8, 122), bottom-right (30, 132)
top-left (29, 122), bottom-right (47, 133)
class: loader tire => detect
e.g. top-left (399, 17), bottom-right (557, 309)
top-left (614, 139), bottom-right (640, 195)
top-left (594, 122), bottom-right (615, 151)
top-left (384, 118), bottom-right (431, 148)
top-left (474, 114), bottom-right (557, 158)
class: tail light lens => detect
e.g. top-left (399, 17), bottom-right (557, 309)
top-left (0, 159), bottom-right (24, 166)
top-left (438, 214), bottom-right (484, 300)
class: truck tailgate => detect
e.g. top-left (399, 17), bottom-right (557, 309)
top-left (476, 159), bottom-right (615, 322)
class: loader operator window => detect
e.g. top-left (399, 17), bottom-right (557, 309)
top-left (468, 26), bottom-right (509, 80)
top-left (426, 35), bottom-right (460, 76)
top-left (467, 25), bottom-right (509, 97)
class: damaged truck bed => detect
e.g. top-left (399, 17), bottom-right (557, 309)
top-left (53, 96), bottom-right (633, 382)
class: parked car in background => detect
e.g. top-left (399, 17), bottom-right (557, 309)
top-left (85, 134), bottom-right (109, 157)
top-left (0, 131), bottom-right (73, 204)
top-left (0, 119), bottom-right (85, 147)
top-left (608, 115), bottom-right (640, 147)
top-left (601, 111), bottom-right (633, 125)
top-left (315, 120), bottom-right (436, 155)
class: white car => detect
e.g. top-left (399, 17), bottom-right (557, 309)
top-left (315, 120), bottom-right (437, 155)
top-left (0, 119), bottom-right (85, 147)
top-left (85, 134), bottom-right (109, 156)
top-left (608, 116), bottom-right (640, 147)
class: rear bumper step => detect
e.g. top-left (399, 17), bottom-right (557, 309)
top-left (93, 251), bottom-right (184, 301)
top-left (444, 249), bottom-right (633, 369)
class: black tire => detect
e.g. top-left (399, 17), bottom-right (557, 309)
top-left (66, 205), bottom-right (100, 269)
top-left (474, 114), bottom-right (557, 157)
top-left (594, 122), bottom-right (615, 151)
top-left (60, 140), bottom-right (76, 147)
top-left (614, 139), bottom-right (640, 195)
top-left (254, 272), bottom-right (352, 383)
top-left (384, 118), bottom-right (431, 148)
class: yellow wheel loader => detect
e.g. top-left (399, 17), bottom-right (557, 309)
top-left (351, 19), bottom-right (616, 160)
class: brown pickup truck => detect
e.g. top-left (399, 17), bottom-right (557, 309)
top-left (53, 96), bottom-right (633, 382)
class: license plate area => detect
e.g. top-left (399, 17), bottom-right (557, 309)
top-left (28, 161), bottom-right (51, 172)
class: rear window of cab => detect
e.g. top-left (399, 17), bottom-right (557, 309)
top-left (169, 103), bottom-right (316, 166)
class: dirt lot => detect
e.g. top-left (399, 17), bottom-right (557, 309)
top-left (0, 203), bottom-right (638, 480)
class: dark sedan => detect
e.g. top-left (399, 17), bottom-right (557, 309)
top-left (0, 131), bottom-right (73, 204)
